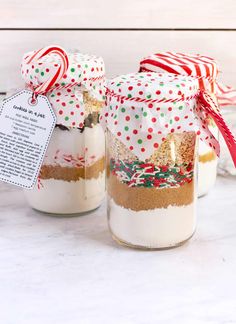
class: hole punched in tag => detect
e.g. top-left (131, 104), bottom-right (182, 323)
top-left (28, 93), bottom-right (38, 106)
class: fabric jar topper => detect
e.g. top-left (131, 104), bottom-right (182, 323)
top-left (21, 46), bottom-right (106, 128)
top-left (100, 72), bottom-right (236, 166)
top-left (139, 52), bottom-right (236, 107)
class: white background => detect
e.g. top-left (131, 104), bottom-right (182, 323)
top-left (0, 0), bottom-right (235, 91)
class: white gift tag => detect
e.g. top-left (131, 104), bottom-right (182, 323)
top-left (0, 90), bottom-right (56, 189)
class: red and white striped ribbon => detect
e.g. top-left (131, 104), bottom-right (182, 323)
top-left (25, 45), bottom-right (69, 96)
top-left (105, 86), bottom-right (236, 167)
top-left (140, 52), bottom-right (236, 107)
top-left (197, 91), bottom-right (236, 167)
top-left (106, 88), bottom-right (197, 104)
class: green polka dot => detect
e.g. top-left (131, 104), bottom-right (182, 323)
top-left (35, 69), bottom-right (39, 73)
top-left (78, 74), bottom-right (81, 78)
top-left (110, 105), bottom-right (112, 110)
top-left (176, 84), bottom-right (180, 88)
top-left (41, 72), bottom-right (44, 76)
top-left (71, 68), bottom-right (75, 72)
top-left (69, 101), bottom-right (74, 104)
top-left (121, 108), bottom-right (126, 113)
top-left (178, 105), bottom-right (183, 110)
top-left (61, 82), bottom-right (65, 86)
top-left (116, 83), bottom-right (121, 86)
top-left (143, 112), bottom-right (147, 117)
top-left (114, 114), bottom-right (117, 119)
top-left (127, 94), bottom-right (132, 98)
top-left (137, 139), bottom-right (142, 144)
top-left (170, 119), bottom-right (173, 124)
top-left (159, 83), bottom-right (164, 86)
top-left (135, 114), bottom-right (139, 119)
top-left (85, 64), bottom-right (88, 68)
top-left (161, 113), bottom-right (165, 117)
top-left (30, 75), bottom-right (33, 80)
top-left (146, 94), bottom-right (151, 99)
top-left (65, 116), bottom-right (69, 121)
top-left (124, 126), bottom-right (129, 131)
top-left (51, 94), bottom-right (55, 97)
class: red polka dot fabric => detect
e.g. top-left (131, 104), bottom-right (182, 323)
top-left (21, 52), bottom-right (106, 127)
top-left (101, 72), bottom-right (200, 160)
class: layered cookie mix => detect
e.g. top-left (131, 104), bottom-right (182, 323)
top-left (21, 51), bottom-right (106, 214)
top-left (102, 72), bottom-right (200, 249)
top-left (107, 130), bottom-right (197, 248)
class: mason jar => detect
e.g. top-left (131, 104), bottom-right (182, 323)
top-left (198, 122), bottom-right (218, 197)
top-left (21, 51), bottom-right (106, 214)
top-left (139, 52), bottom-right (221, 197)
top-left (101, 72), bottom-right (199, 249)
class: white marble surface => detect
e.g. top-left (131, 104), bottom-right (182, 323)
top-left (0, 177), bottom-right (236, 324)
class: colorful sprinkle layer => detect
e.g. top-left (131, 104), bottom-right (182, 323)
top-left (110, 159), bottom-right (194, 188)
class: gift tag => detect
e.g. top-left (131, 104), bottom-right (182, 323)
top-left (0, 90), bottom-right (56, 189)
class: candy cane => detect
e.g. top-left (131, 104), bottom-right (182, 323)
top-left (25, 45), bottom-right (69, 96)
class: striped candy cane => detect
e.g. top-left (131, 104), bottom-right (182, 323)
top-left (25, 45), bottom-right (69, 96)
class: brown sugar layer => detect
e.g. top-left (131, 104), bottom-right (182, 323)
top-left (108, 173), bottom-right (194, 211)
top-left (40, 157), bottom-right (105, 181)
top-left (199, 151), bottom-right (217, 163)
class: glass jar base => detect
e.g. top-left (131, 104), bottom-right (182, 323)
top-left (109, 227), bottom-right (195, 251)
top-left (31, 204), bottom-right (102, 217)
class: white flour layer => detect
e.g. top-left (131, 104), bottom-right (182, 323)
top-left (108, 198), bottom-right (196, 249)
top-left (198, 158), bottom-right (217, 197)
top-left (44, 124), bottom-right (105, 166)
top-left (25, 171), bottom-right (105, 214)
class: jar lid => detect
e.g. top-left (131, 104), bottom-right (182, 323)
top-left (101, 72), bottom-right (199, 160)
top-left (139, 52), bottom-right (218, 93)
top-left (21, 51), bottom-right (106, 128)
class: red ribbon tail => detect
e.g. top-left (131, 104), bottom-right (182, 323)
top-left (199, 91), bottom-right (236, 168)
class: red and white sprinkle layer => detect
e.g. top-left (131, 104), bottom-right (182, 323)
top-left (21, 51), bottom-right (106, 128)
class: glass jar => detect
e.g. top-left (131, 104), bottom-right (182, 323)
top-left (21, 51), bottom-right (106, 214)
top-left (139, 52), bottom-right (222, 198)
top-left (218, 107), bottom-right (236, 176)
top-left (102, 72), bottom-right (199, 249)
top-left (198, 122), bottom-right (218, 197)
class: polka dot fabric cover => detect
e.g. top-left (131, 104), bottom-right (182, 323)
top-left (101, 72), bottom-right (199, 160)
top-left (21, 52), bottom-right (105, 128)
